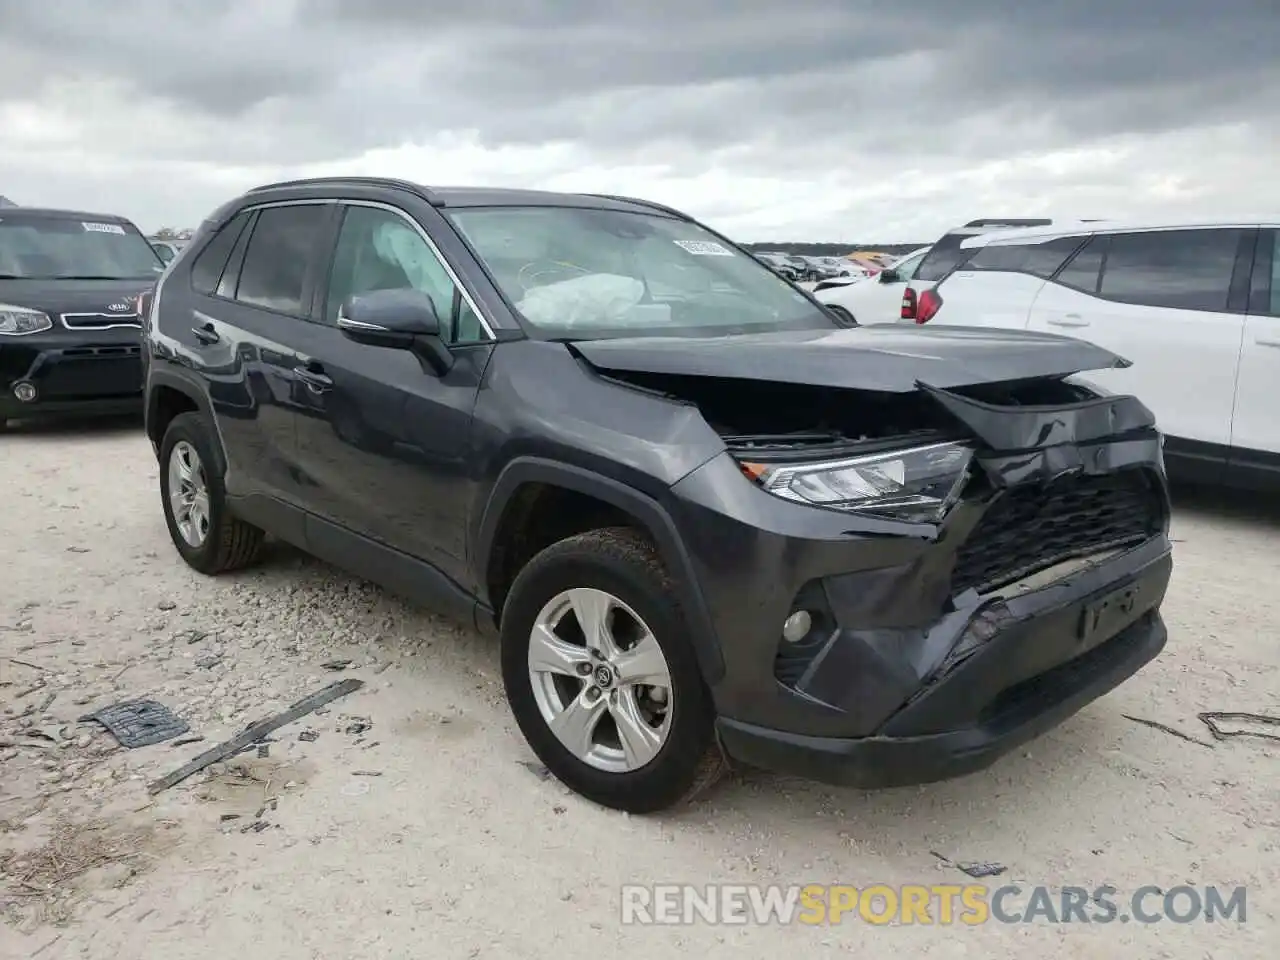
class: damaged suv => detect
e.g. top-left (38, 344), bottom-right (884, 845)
top-left (142, 178), bottom-right (1173, 813)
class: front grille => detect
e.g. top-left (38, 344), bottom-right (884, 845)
top-left (951, 469), bottom-right (1163, 596)
top-left (61, 312), bottom-right (141, 330)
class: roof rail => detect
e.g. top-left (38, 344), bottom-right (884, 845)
top-left (962, 218), bottom-right (1053, 228)
top-left (245, 176), bottom-right (441, 206)
top-left (583, 193), bottom-right (692, 220)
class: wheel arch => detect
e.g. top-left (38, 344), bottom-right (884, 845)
top-left (474, 458), bottom-right (726, 685)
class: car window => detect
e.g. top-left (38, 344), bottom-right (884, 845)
top-left (1098, 228), bottom-right (1242, 313)
top-left (1250, 229), bottom-right (1279, 317)
top-left (326, 205), bottom-right (486, 344)
top-left (966, 237), bottom-right (1085, 279)
top-left (914, 234), bottom-right (978, 282)
top-left (1055, 236), bottom-right (1106, 294)
top-left (234, 204), bottom-right (329, 315)
top-left (190, 211), bottom-right (251, 296)
top-left (153, 243), bottom-right (175, 264)
top-left (893, 250), bottom-right (927, 281)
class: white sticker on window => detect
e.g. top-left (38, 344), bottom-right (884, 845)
top-left (82, 222), bottom-right (126, 235)
top-left (673, 239), bottom-right (734, 256)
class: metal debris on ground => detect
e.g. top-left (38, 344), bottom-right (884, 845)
top-left (930, 851), bottom-right (1008, 878)
top-left (1123, 714), bottom-right (1215, 748)
top-left (343, 718), bottom-right (373, 736)
top-left (1198, 711), bottom-right (1280, 743)
top-left (298, 729), bottom-right (319, 742)
top-left (321, 659), bottom-right (353, 671)
top-left (146, 677), bottom-right (364, 795)
top-left (79, 699), bottom-right (190, 748)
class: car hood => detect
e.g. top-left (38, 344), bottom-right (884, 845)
top-left (0, 278), bottom-right (157, 317)
top-left (569, 324), bottom-right (1130, 394)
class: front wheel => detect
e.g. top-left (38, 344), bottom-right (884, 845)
top-left (500, 528), bottom-right (725, 813)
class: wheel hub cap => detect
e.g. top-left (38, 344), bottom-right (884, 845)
top-left (527, 587), bottom-right (674, 774)
top-left (167, 440), bottom-right (210, 548)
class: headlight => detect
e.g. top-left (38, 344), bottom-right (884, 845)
top-left (0, 303), bottom-right (53, 336)
top-left (741, 440), bottom-right (974, 522)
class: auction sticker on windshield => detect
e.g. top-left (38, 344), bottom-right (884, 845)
top-left (82, 222), bottom-right (126, 235)
top-left (674, 240), bottom-right (734, 256)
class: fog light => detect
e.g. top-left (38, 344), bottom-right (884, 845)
top-left (12, 381), bottom-right (36, 403)
top-left (781, 610), bottom-right (813, 643)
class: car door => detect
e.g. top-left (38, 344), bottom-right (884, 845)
top-left (1231, 227), bottom-right (1280, 474)
top-left (288, 200), bottom-right (495, 586)
top-left (933, 236), bottom-right (1087, 330)
top-left (1026, 227), bottom-right (1249, 451)
top-left (172, 202), bottom-right (332, 514)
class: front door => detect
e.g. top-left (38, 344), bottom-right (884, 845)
top-left (289, 202), bottom-right (494, 586)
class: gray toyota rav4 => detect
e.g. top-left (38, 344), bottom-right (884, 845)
top-left (142, 177), bottom-right (1173, 812)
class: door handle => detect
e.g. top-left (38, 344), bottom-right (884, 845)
top-left (1256, 337), bottom-right (1280, 348)
top-left (1047, 314), bottom-right (1089, 328)
top-left (191, 323), bottom-right (220, 344)
top-left (293, 364), bottom-right (333, 392)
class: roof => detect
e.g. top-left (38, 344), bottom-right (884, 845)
top-left (961, 216), bottom-right (1280, 248)
top-left (244, 177), bottom-right (687, 218)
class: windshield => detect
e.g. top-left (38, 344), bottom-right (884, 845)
top-left (0, 214), bottom-right (163, 280)
top-left (446, 206), bottom-right (834, 338)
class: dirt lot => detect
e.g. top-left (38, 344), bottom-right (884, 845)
top-left (1, 418), bottom-right (1277, 959)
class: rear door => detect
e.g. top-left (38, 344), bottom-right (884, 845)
top-left (1025, 227), bottom-right (1250, 450)
top-left (1231, 228), bottom-right (1280, 473)
top-left (186, 201), bottom-right (334, 509)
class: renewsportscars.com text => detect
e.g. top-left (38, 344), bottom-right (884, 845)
top-left (620, 883), bottom-right (1247, 926)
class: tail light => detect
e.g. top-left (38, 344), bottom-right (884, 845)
top-left (915, 289), bottom-right (942, 324)
top-left (900, 288), bottom-right (917, 320)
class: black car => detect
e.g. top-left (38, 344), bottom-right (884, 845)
top-left (0, 207), bottom-right (163, 429)
top-left (142, 177), bottom-right (1173, 813)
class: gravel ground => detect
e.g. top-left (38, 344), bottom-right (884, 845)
top-left (1, 416), bottom-right (1277, 960)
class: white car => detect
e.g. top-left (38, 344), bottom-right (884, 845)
top-left (813, 246), bottom-right (930, 325)
top-left (913, 217), bottom-right (1280, 490)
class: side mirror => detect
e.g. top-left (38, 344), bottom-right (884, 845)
top-left (878, 268), bottom-right (901, 284)
top-left (338, 288), bottom-right (453, 375)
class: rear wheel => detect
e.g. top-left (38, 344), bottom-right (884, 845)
top-left (500, 528), bottom-right (725, 813)
top-left (159, 412), bottom-right (263, 575)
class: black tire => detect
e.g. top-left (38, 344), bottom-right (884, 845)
top-left (500, 527), bottom-right (725, 813)
top-left (826, 304), bottom-right (857, 326)
top-left (159, 412), bottom-right (263, 575)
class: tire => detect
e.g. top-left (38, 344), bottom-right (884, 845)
top-left (159, 412), bottom-right (263, 575)
top-left (826, 304), bottom-right (857, 327)
top-left (500, 527), bottom-right (725, 813)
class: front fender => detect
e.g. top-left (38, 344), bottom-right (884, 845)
top-left (472, 456), bottom-right (726, 685)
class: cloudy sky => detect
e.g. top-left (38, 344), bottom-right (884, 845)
top-left (1, 1), bottom-right (1277, 241)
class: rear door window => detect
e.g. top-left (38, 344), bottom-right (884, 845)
top-left (1098, 228), bottom-right (1243, 313)
top-left (234, 204), bottom-right (330, 315)
top-left (190, 211), bottom-right (251, 295)
top-left (1248, 229), bottom-right (1279, 317)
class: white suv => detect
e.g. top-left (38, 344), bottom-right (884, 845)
top-left (914, 218), bottom-right (1280, 490)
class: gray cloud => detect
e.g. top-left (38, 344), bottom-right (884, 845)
top-left (1, 1), bottom-right (1277, 235)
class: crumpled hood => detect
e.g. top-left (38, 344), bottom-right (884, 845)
top-left (569, 324), bottom-right (1130, 393)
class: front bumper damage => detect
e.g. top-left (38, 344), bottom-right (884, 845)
top-left (673, 383), bottom-right (1173, 788)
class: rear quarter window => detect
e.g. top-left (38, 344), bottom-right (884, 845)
top-left (966, 237), bottom-right (1087, 279)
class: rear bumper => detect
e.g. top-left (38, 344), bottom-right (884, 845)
top-left (1, 334), bottom-right (143, 419)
